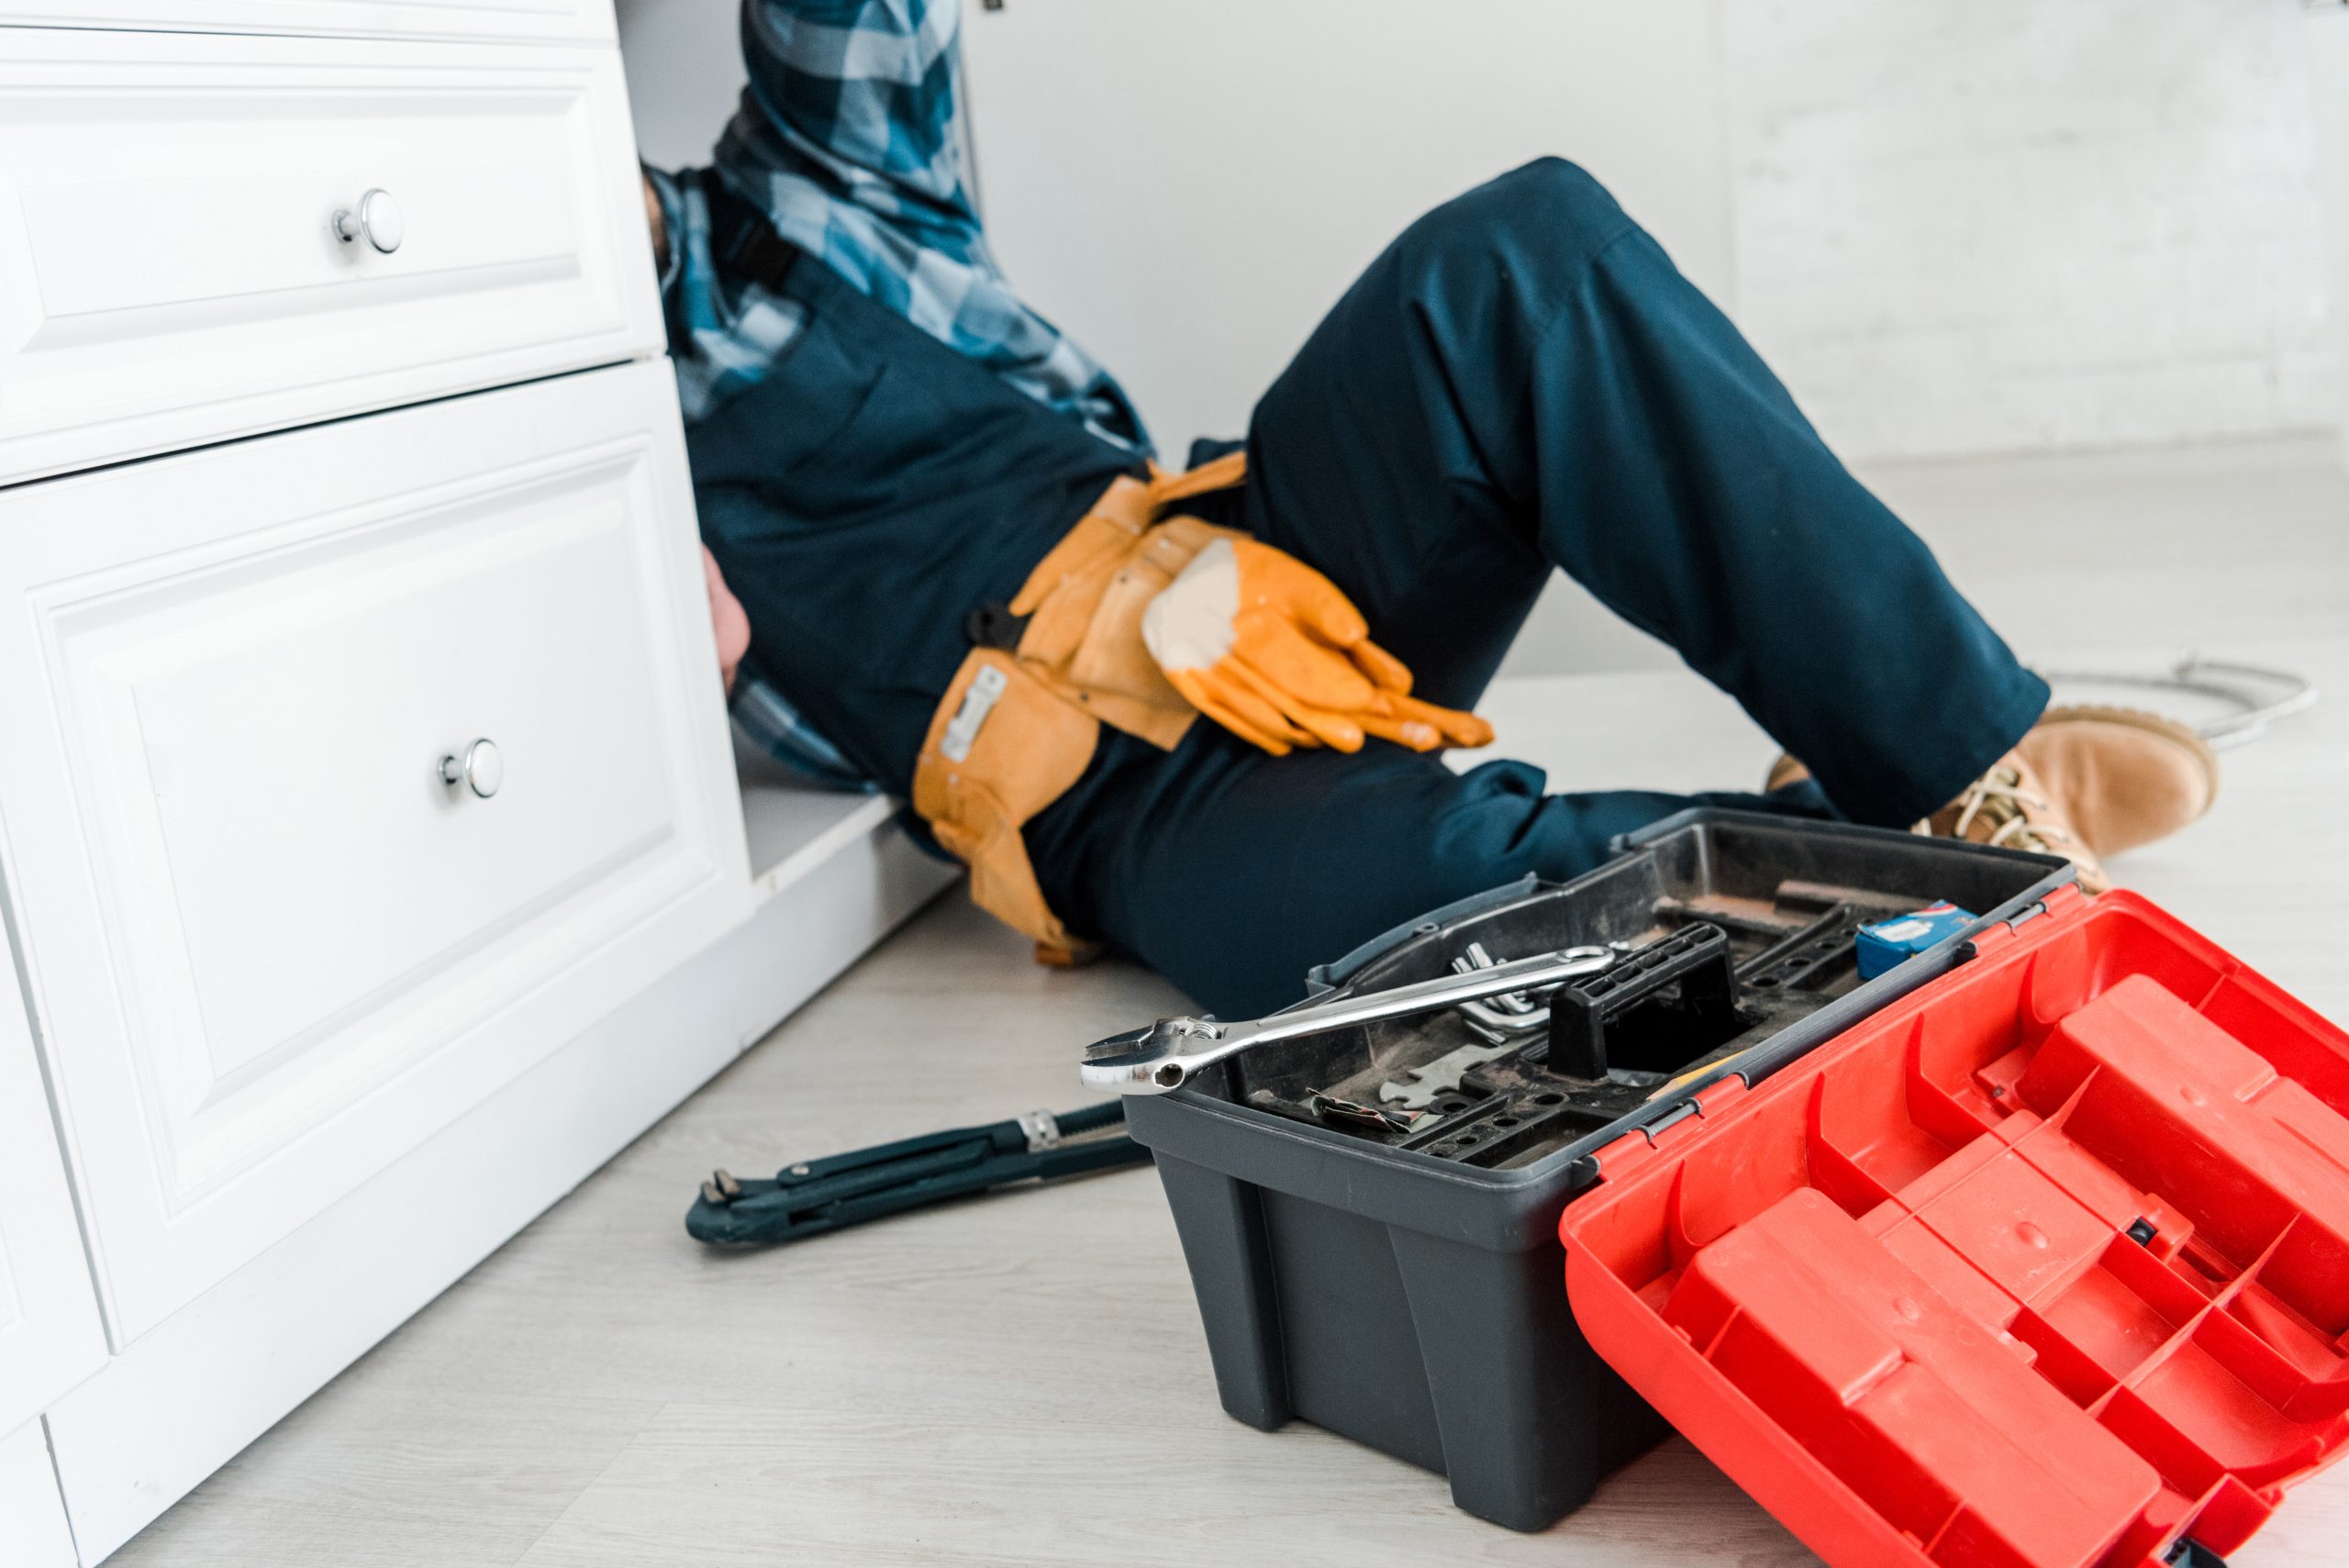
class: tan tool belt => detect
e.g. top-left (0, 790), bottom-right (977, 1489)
top-left (913, 452), bottom-right (1249, 964)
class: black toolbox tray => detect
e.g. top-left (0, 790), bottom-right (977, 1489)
top-left (1121, 809), bottom-right (2073, 1531)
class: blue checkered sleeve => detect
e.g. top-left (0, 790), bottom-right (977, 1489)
top-left (729, 665), bottom-right (879, 793)
top-left (647, 165), bottom-right (812, 422)
top-left (651, 0), bottom-right (1152, 791)
top-left (656, 0), bottom-right (1149, 453)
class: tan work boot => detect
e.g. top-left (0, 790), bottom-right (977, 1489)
top-left (1764, 706), bottom-right (2219, 894)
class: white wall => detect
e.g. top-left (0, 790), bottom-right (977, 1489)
top-left (2310, 3), bottom-right (2349, 469)
top-left (1727, 0), bottom-right (2334, 462)
top-left (616, 0), bottom-right (746, 171)
top-left (954, 0), bottom-right (1732, 458)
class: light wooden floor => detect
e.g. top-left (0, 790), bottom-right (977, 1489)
top-left (113, 439), bottom-right (2349, 1566)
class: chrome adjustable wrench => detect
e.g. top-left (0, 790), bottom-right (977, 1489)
top-left (1079, 946), bottom-right (1618, 1095)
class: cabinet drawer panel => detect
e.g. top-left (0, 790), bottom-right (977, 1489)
top-left (0, 0), bottom-right (613, 44)
top-left (0, 29), bottom-right (660, 486)
top-left (0, 362), bottom-right (749, 1341)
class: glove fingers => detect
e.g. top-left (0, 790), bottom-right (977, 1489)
top-left (1295, 580), bottom-right (1371, 651)
top-left (1150, 536), bottom-right (1451, 754)
top-left (1356, 710), bottom-right (1442, 752)
top-left (1236, 613), bottom-right (1378, 710)
top-left (1348, 638), bottom-right (1414, 695)
top-left (1171, 666), bottom-right (1308, 755)
top-left (1290, 704), bottom-right (1368, 752)
top-left (1225, 660), bottom-right (1365, 752)
top-left (1203, 668), bottom-right (1323, 750)
top-left (1377, 691), bottom-right (1496, 750)
top-left (1194, 691), bottom-right (1297, 756)
top-left (1236, 540), bottom-right (1368, 651)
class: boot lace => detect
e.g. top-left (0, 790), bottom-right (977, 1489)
top-left (1915, 764), bottom-right (2074, 852)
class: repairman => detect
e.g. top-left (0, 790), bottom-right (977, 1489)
top-left (647, 0), bottom-right (2220, 1019)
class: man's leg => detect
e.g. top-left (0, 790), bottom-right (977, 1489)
top-left (1040, 160), bottom-right (2055, 1014)
top-left (1036, 728), bottom-right (1806, 1019)
top-left (1223, 158), bottom-right (2049, 828)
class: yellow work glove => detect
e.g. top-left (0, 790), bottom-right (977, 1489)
top-left (1140, 537), bottom-right (1495, 757)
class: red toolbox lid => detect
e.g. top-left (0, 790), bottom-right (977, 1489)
top-left (1560, 888), bottom-right (2349, 1568)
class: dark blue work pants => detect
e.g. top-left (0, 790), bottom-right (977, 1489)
top-left (685, 161), bottom-right (2048, 1017)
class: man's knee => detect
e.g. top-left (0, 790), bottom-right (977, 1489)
top-left (1408, 157), bottom-right (1642, 272)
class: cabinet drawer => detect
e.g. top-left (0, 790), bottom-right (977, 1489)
top-left (0, 28), bottom-right (660, 487)
top-left (0, 361), bottom-right (750, 1341)
top-left (0, 0), bottom-right (613, 44)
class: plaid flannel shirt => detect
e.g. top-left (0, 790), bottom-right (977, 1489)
top-left (649, 0), bottom-right (1148, 789)
top-left (650, 0), bottom-right (1146, 443)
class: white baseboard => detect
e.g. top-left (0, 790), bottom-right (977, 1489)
top-left (44, 811), bottom-right (953, 1562)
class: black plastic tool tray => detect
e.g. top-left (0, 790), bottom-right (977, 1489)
top-left (1121, 809), bottom-right (2072, 1532)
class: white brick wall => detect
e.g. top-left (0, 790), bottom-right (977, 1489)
top-left (1727, 0), bottom-right (2336, 460)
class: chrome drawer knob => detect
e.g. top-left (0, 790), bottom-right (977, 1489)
top-left (331, 188), bottom-right (404, 254)
top-left (439, 738), bottom-right (503, 799)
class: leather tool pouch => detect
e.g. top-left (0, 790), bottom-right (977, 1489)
top-left (912, 454), bottom-right (1248, 963)
top-left (913, 651), bottom-right (1100, 961)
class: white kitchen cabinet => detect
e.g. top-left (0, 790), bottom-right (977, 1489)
top-left (0, 28), bottom-right (661, 487)
top-left (0, 361), bottom-right (750, 1343)
top-left (0, 1419), bottom-right (78, 1568)
top-left (43, 765), bottom-right (951, 1562)
top-left (0, 0), bottom-right (613, 47)
top-left (0, 5), bottom-right (954, 1556)
top-left (0, 978), bottom-right (108, 1434)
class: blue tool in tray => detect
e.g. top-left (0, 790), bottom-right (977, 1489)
top-left (1854, 901), bottom-right (1976, 981)
top-left (685, 1102), bottom-right (1146, 1244)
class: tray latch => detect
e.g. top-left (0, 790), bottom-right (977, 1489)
top-left (1967, 881), bottom-right (2088, 956)
top-left (1589, 1073), bottom-right (1746, 1183)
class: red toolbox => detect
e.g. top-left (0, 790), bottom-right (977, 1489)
top-left (1560, 885), bottom-right (2349, 1568)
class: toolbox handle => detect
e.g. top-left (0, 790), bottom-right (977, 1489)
top-left (1547, 922), bottom-right (1739, 1078)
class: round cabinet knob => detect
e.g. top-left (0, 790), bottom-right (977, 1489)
top-left (439, 738), bottom-right (503, 799)
top-left (331, 188), bottom-right (404, 255)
